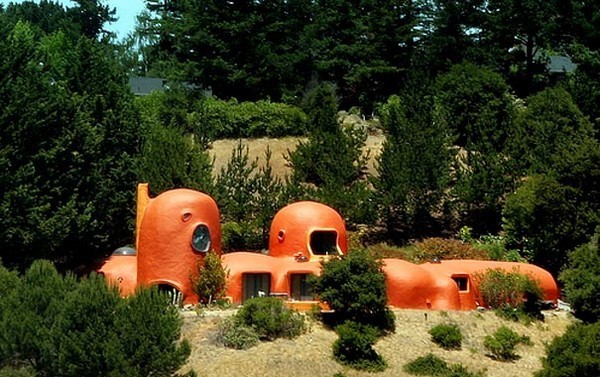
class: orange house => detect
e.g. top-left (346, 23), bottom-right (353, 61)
top-left (223, 201), bottom-right (348, 308)
top-left (100, 185), bottom-right (559, 310)
top-left (100, 184), bottom-right (222, 304)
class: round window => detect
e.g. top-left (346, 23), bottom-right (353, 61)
top-left (192, 224), bottom-right (211, 253)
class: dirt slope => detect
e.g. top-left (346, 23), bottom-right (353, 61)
top-left (180, 309), bottom-right (573, 377)
top-left (210, 135), bottom-right (385, 178)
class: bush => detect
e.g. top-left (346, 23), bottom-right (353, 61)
top-left (559, 232), bottom-right (600, 323)
top-left (332, 321), bottom-right (386, 372)
top-left (474, 268), bottom-right (543, 321)
top-left (191, 251), bottom-right (228, 304)
top-left (215, 317), bottom-right (260, 350)
top-left (310, 249), bottom-right (395, 333)
top-left (404, 353), bottom-right (484, 377)
top-left (0, 261), bottom-right (191, 376)
top-left (235, 297), bottom-right (305, 341)
top-left (429, 323), bottom-right (462, 350)
top-left (484, 326), bottom-right (532, 361)
top-left (535, 322), bottom-right (600, 377)
top-left (413, 238), bottom-right (490, 262)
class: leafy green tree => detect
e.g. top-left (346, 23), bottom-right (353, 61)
top-left (310, 249), bottom-right (395, 333)
top-left (375, 88), bottom-right (452, 236)
top-left (435, 63), bottom-right (518, 232)
top-left (332, 321), bottom-right (386, 372)
top-left (510, 88), bottom-right (595, 175)
top-left (0, 23), bottom-right (140, 270)
top-left (560, 232), bottom-right (600, 323)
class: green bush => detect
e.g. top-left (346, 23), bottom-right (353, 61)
top-left (429, 323), bottom-right (462, 350)
top-left (310, 249), bottom-right (396, 333)
top-left (404, 353), bottom-right (484, 377)
top-left (235, 297), bottom-right (305, 341)
top-left (535, 322), bottom-right (600, 377)
top-left (559, 232), bottom-right (600, 323)
top-left (484, 326), bottom-right (532, 361)
top-left (191, 251), bottom-right (228, 304)
top-left (413, 238), bottom-right (490, 262)
top-left (332, 321), bottom-right (386, 372)
top-left (216, 317), bottom-right (260, 350)
top-left (0, 261), bottom-right (191, 376)
top-left (474, 268), bottom-right (543, 321)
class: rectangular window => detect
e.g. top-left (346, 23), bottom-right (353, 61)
top-left (291, 274), bottom-right (314, 301)
top-left (242, 273), bottom-right (271, 302)
top-left (452, 276), bottom-right (469, 292)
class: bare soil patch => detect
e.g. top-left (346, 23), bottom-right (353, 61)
top-left (209, 135), bottom-right (385, 179)
top-left (180, 309), bottom-right (573, 377)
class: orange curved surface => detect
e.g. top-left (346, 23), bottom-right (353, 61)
top-left (383, 259), bottom-right (461, 310)
top-left (137, 188), bottom-right (222, 304)
top-left (268, 201), bottom-right (348, 259)
top-left (419, 260), bottom-right (559, 309)
top-left (98, 255), bottom-right (138, 297)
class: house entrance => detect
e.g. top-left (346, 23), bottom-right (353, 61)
top-left (290, 274), bottom-right (314, 301)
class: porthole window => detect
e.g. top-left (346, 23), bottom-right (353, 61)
top-left (192, 224), bottom-right (211, 253)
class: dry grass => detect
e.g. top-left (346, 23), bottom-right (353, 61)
top-left (209, 135), bottom-right (385, 179)
top-left (180, 309), bottom-right (573, 377)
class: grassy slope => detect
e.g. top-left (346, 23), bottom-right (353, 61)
top-left (180, 309), bottom-right (573, 377)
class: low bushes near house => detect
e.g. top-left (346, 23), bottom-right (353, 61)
top-left (483, 326), bottom-right (532, 361)
top-left (190, 251), bottom-right (228, 305)
top-left (216, 297), bottom-right (306, 349)
top-left (413, 238), bottom-right (490, 262)
top-left (332, 321), bottom-right (386, 372)
top-left (429, 323), bottom-right (463, 350)
top-left (474, 268), bottom-right (544, 322)
top-left (404, 353), bottom-right (485, 377)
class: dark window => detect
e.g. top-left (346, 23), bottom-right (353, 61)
top-left (242, 273), bottom-right (271, 302)
top-left (192, 224), bottom-right (211, 253)
top-left (291, 274), bottom-right (314, 301)
top-left (310, 230), bottom-right (339, 255)
top-left (452, 277), bottom-right (469, 292)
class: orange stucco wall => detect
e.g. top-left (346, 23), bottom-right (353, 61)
top-left (98, 255), bottom-right (138, 297)
top-left (137, 187), bottom-right (221, 304)
top-left (269, 201), bottom-right (348, 260)
top-left (99, 185), bottom-right (559, 310)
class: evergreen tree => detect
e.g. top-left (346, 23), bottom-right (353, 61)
top-left (375, 86), bottom-right (452, 237)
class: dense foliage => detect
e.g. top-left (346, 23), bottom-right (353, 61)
top-left (404, 353), bottom-right (485, 377)
top-left (310, 249), bottom-right (395, 332)
top-left (191, 251), bottom-right (228, 305)
top-left (0, 260), bottom-right (191, 376)
top-left (484, 326), bottom-right (533, 361)
top-left (535, 322), bottom-right (600, 377)
top-left (559, 232), bottom-right (600, 323)
top-left (332, 321), bottom-right (386, 372)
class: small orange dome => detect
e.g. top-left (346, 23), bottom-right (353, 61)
top-left (268, 201), bottom-right (348, 260)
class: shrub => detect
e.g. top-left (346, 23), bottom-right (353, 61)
top-left (310, 249), bottom-right (395, 333)
top-left (413, 238), bottom-right (490, 262)
top-left (429, 323), bottom-right (462, 350)
top-left (215, 317), bottom-right (260, 350)
top-left (559, 232), bottom-right (600, 323)
top-left (474, 268), bottom-right (543, 321)
top-left (191, 251), bottom-right (228, 305)
top-left (535, 322), bottom-right (600, 377)
top-left (235, 297), bottom-right (305, 341)
top-left (484, 326), bottom-right (532, 361)
top-left (0, 262), bottom-right (191, 376)
top-left (404, 353), bottom-right (484, 377)
top-left (332, 321), bottom-right (386, 372)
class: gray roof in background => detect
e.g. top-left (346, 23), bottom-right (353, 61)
top-left (547, 55), bottom-right (577, 74)
top-left (128, 76), bottom-right (166, 96)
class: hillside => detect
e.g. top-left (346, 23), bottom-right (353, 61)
top-left (180, 308), bottom-right (574, 377)
top-left (210, 135), bottom-right (385, 179)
